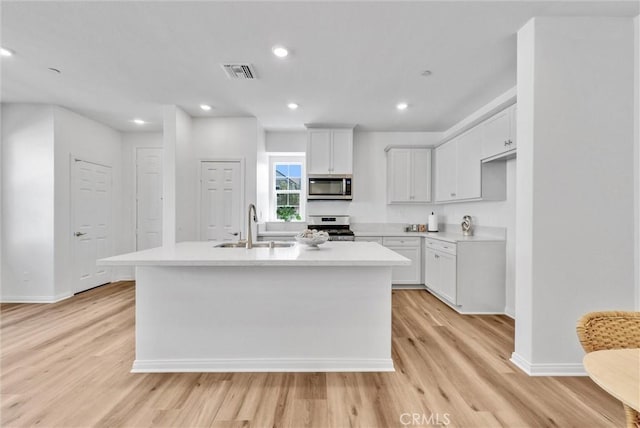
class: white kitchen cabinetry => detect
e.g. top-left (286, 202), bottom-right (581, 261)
top-left (355, 236), bottom-right (422, 285)
top-left (454, 127), bottom-right (483, 200)
top-left (354, 236), bottom-right (384, 245)
top-left (385, 146), bottom-right (432, 203)
top-left (434, 141), bottom-right (457, 202)
top-left (307, 128), bottom-right (353, 175)
top-left (257, 235), bottom-right (296, 242)
top-left (434, 129), bottom-right (506, 203)
top-left (383, 237), bottom-right (422, 285)
top-left (424, 238), bottom-right (505, 314)
top-left (482, 104), bottom-right (517, 160)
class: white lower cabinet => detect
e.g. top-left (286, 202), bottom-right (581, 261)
top-left (424, 238), bottom-right (505, 314)
top-left (383, 237), bottom-right (422, 285)
top-left (425, 247), bottom-right (457, 304)
top-left (257, 235), bottom-right (296, 242)
top-left (356, 236), bottom-right (422, 285)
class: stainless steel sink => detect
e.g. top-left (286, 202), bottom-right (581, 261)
top-left (215, 241), bottom-right (295, 249)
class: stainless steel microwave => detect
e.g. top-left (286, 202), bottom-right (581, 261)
top-left (308, 175), bottom-right (352, 200)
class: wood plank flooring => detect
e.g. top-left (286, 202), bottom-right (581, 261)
top-left (1, 281), bottom-right (624, 427)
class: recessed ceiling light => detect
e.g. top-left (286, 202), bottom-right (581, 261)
top-left (272, 46), bottom-right (289, 58)
top-left (200, 104), bottom-right (212, 111)
top-left (132, 119), bottom-right (146, 125)
top-left (0, 47), bottom-right (14, 57)
top-left (421, 70), bottom-right (432, 77)
top-left (396, 102), bottom-right (409, 111)
top-left (287, 103), bottom-right (299, 110)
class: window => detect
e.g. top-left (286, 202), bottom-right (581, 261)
top-left (270, 157), bottom-right (305, 221)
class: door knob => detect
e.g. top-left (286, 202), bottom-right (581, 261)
top-left (75, 232), bottom-right (87, 237)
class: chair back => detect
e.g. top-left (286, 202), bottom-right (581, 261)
top-left (576, 311), bottom-right (640, 353)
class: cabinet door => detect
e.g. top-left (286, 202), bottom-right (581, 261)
top-left (387, 246), bottom-right (421, 285)
top-left (482, 108), bottom-right (511, 159)
top-left (425, 248), bottom-right (439, 290)
top-left (387, 149), bottom-right (412, 203)
top-left (435, 141), bottom-right (457, 202)
top-left (455, 127), bottom-right (482, 200)
top-left (411, 148), bottom-right (432, 202)
top-left (307, 131), bottom-right (332, 174)
top-left (354, 236), bottom-right (383, 245)
top-left (508, 105), bottom-right (517, 150)
top-left (438, 252), bottom-right (457, 304)
top-left (330, 130), bottom-right (353, 174)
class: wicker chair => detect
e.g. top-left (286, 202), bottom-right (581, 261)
top-left (577, 311), bottom-right (640, 428)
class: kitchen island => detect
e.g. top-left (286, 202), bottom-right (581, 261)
top-left (99, 241), bottom-right (409, 373)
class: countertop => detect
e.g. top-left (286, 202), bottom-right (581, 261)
top-left (353, 230), bottom-right (504, 243)
top-left (98, 241), bottom-right (411, 267)
top-left (258, 229), bottom-right (504, 243)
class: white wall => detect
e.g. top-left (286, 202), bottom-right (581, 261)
top-left (1, 104), bottom-right (56, 301)
top-left (442, 158), bottom-right (516, 317)
top-left (265, 131), bottom-right (306, 153)
top-left (256, 123), bottom-right (269, 222)
top-left (514, 17), bottom-right (636, 375)
top-left (162, 106), bottom-right (178, 246)
top-left (307, 132), bottom-right (442, 223)
top-left (1, 104), bottom-right (124, 301)
top-left (175, 108), bottom-right (195, 242)
top-left (189, 117), bottom-right (259, 239)
top-left (120, 132), bottom-right (163, 279)
top-left (635, 15), bottom-right (640, 310)
top-left (53, 106), bottom-right (124, 297)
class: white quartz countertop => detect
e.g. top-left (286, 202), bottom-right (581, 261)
top-left (98, 241), bottom-right (411, 267)
top-left (354, 230), bottom-right (504, 243)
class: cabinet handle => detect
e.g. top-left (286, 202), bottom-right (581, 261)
top-left (450, 193), bottom-right (456, 197)
top-left (435, 254), bottom-right (439, 259)
top-left (508, 140), bottom-right (513, 145)
top-left (504, 140), bottom-right (508, 146)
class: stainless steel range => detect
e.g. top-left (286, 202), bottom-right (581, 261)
top-left (307, 215), bottom-right (355, 241)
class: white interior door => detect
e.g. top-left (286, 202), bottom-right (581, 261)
top-left (72, 160), bottom-right (112, 293)
top-left (200, 161), bottom-right (242, 241)
top-left (136, 148), bottom-right (163, 250)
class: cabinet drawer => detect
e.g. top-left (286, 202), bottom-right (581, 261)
top-left (383, 237), bottom-right (421, 247)
top-left (424, 238), bottom-right (457, 255)
top-left (355, 236), bottom-right (383, 245)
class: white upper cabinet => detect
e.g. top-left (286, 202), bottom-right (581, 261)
top-left (434, 104), bottom-right (515, 203)
top-left (455, 126), bottom-right (483, 200)
top-left (307, 131), bottom-right (332, 174)
top-left (386, 146), bottom-right (432, 204)
top-left (482, 104), bottom-right (517, 160)
top-left (306, 128), bottom-right (353, 175)
top-left (434, 141), bottom-right (457, 202)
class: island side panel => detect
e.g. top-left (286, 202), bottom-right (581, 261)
top-left (133, 265), bottom-right (393, 372)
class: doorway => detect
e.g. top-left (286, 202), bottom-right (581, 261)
top-left (136, 148), bottom-right (163, 250)
top-left (71, 159), bottom-right (112, 293)
top-left (199, 160), bottom-right (243, 241)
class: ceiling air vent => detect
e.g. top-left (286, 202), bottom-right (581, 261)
top-left (221, 63), bottom-right (257, 80)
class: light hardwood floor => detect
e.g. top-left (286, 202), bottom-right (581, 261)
top-left (1, 281), bottom-right (623, 427)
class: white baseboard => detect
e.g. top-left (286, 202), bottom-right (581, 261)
top-left (510, 352), bottom-right (586, 376)
top-left (504, 307), bottom-right (515, 319)
top-left (392, 284), bottom-right (425, 290)
top-left (1, 292), bottom-right (71, 304)
top-left (131, 358), bottom-right (395, 373)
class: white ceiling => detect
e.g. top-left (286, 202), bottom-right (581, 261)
top-left (1, 1), bottom-right (638, 132)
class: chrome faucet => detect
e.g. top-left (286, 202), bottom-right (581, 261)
top-left (246, 204), bottom-right (257, 249)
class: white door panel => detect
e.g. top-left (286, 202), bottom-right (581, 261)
top-left (200, 161), bottom-right (242, 241)
top-left (136, 148), bottom-right (163, 250)
top-left (72, 160), bottom-right (112, 293)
